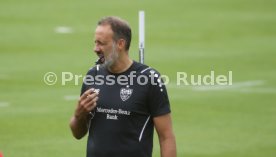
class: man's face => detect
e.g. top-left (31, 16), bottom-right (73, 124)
top-left (94, 25), bottom-right (118, 67)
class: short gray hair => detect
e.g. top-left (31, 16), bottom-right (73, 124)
top-left (98, 16), bottom-right (132, 51)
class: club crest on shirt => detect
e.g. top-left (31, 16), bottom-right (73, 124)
top-left (120, 87), bottom-right (133, 101)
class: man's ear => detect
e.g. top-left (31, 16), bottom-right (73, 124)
top-left (117, 39), bottom-right (126, 51)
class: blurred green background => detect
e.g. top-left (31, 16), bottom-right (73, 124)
top-left (1, 0), bottom-right (276, 156)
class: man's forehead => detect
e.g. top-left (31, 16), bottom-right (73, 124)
top-left (95, 25), bottom-right (113, 37)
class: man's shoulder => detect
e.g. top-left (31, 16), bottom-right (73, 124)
top-left (132, 61), bottom-right (161, 75)
top-left (133, 62), bottom-right (162, 78)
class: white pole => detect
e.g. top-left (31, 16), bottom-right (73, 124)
top-left (139, 11), bottom-right (145, 64)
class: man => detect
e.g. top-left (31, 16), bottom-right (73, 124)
top-left (69, 16), bottom-right (176, 157)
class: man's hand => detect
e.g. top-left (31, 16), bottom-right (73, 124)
top-left (70, 88), bottom-right (99, 139)
top-left (75, 88), bottom-right (99, 120)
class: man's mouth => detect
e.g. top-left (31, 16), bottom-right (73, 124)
top-left (95, 53), bottom-right (105, 64)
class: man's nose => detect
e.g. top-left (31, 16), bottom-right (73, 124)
top-left (94, 45), bottom-right (100, 52)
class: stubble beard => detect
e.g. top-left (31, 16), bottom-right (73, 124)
top-left (103, 42), bottom-right (119, 69)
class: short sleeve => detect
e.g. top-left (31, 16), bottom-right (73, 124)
top-left (80, 67), bottom-right (97, 96)
top-left (80, 81), bottom-right (88, 96)
top-left (147, 71), bottom-right (171, 117)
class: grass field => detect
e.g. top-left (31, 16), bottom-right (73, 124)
top-left (1, 0), bottom-right (276, 156)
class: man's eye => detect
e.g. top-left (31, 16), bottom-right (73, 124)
top-left (95, 42), bottom-right (105, 46)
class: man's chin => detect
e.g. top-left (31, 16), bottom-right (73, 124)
top-left (102, 59), bottom-right (114, 69)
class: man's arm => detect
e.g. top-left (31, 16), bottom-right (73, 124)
top-left (153, 113), bottom-right (176, 157)
top-left (69, 89), bottom-right (98, 139)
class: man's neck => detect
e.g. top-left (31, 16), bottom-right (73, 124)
top-left (108, 55), bottom-right (133, 74)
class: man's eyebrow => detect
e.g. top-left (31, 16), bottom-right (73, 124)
top-left (94, 40), bottom-right (104, 44)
